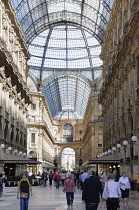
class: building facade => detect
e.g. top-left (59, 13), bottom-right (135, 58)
top-left (98, 0), bottom-right (139, 180)
top-left (27, 91), bottom-right (55, 174)
top-left (0, 0), bottom-right (32, 176)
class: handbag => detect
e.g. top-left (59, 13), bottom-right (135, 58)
top-left (102, 182), bottom-right (109, 201)
top-left (63, 187), bottom-right (66, 193)
top-left (20, 192), bottom-right (28, 199)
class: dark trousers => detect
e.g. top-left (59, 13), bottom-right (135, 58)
top-left (138, 183), bottom-right (139, 192)
top-left (49, 178), bottom-right (52, 185)
top-left (66, 192), bottom-right (74, 205)
top-left (86, 203), bottom-right (98, 210)
top-left (61, 179), bottom-right (65, 186)
top-left (82, 182), bottom-right (85, 200)
top-left (106, 198), bottom-right (119, 210)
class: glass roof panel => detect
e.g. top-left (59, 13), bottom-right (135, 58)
top-left (28, 26), bottom-right (103, 70)
top-left (43, 75), bottom-right (91, 119)
top-left (11, 0), bottom-right (114, 120)
top-left (11, 0), bottom-right (114, 43)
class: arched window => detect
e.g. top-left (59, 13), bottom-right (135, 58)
top-left (28, 151), bottom-right (37, 159)
top-left (63, 123), bottom-right (73, 142)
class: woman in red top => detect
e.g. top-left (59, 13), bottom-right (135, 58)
top-left (64, 175), bottom-right (76, 207)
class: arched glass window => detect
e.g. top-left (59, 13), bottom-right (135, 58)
top-left (29, 151), bottom-right (37, 159)
top-left (63, 123), bottom-right (73, 142)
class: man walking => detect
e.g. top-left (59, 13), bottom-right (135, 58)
top-left (82, 170), bottom-right (103, 210)
top-left (102, 171), bottom-right (108, 189)
top-left (81, 170), bottom-right (88, 190)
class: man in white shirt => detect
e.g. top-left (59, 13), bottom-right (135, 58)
top-left (81, 170), bottom-right (89, 200)
top-left (81, 170), bottom-right (89, 183)
top-left (81, 170), bottom-right (89, 190)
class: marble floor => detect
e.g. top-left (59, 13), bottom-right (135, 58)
top-left (0, 185), bottom-right (139, 210)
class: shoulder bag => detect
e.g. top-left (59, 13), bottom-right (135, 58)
top-left (102, 182), bottom-right (109, 201)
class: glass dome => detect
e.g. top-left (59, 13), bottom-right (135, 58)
top-left (28, 26), bottom-right (103, 81)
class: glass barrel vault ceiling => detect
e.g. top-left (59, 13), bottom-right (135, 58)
top-left (11, 0), bottom-right (114, 44)
top-left (11, 0), bottom-right (114, 120)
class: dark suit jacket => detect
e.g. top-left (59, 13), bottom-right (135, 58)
top-left (82, 175), bottom-right (103, 204)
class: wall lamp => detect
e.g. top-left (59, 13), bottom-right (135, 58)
top-left (1, 144), bottom-right (5, 149)
top-left (14, 149), bottom-right (18, 154)
top-left (108, 149), bottom-right (112, 154)
top-left (8, 147), bottom-right (12, 151)
top-left (104, 151), bottom-right (108, 155)
top-left (132, 136), bottom-right (138, 143)
top-left (23, 153), bottom-right (26, 157)
top-left (123, 140), bottom-right (128, 159)
top-left (117, 143), bottom-right (121, 152)
top-left (19, 151), bottom-right (22, 156)
top-left (123, 140), bottom-right (128, 147)
top-left (112, 147), bottom-right (116, 153)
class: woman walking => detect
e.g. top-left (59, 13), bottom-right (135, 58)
top-left (17, 173), bottom-right (33, 210)
top-left (119, 172), bottom-right (131, 209)
top-left (103, 173), bottom-right (121, 210)
top-left (64, 174), bottom-right (76, 207)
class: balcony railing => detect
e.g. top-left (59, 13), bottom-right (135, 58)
top-left (89, 118), bottom-right (103, 123)
top-left (30, 143), bottom-right (37, 148)
top-left (55, 138), bottom-right (82, 142)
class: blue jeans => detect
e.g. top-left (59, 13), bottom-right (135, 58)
top-left (66, 192), bottom-right (74, 205)
top-left (20, 197), bottom-right (29, 210)
top-left (86, 203), bottom-right (98, 210)
top-left (56, 179), bottom-right (60, 188)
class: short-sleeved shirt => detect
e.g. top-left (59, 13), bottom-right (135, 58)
top-left (64, 178), bottom-right (75, 192)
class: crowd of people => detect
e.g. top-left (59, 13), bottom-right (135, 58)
top-left (0, 169), bottom-right (138, 210)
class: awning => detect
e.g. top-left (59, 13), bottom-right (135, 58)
top-left (0, 153), bottom-right (41, 164)
top-left (89, 159), bottom-right (120, 164)
top-left (0, 159), bottom-right (41, 164)
top-left (82, 159), bottom-right (120, 166)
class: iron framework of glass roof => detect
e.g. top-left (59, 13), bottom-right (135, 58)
top-left (11, 0), bottom-right (114, 120)
top-left (43, 75), bottom-right (91, 119)
top-left (11, 0), bottom-right (114, 44)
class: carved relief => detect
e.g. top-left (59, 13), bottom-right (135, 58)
top-left (9, 25), bottom-right (14, 43)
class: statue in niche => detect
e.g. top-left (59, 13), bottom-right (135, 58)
top-left (2, 13), bottom-right (8, 30)
top-left (9, 26), bottom-right (14, 43)
top-left (98, 134), bottom-right (102, 145)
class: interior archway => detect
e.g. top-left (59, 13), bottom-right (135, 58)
top-left (61, 147), bottom-right (75, 171)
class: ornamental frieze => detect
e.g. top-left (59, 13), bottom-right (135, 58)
top-left (17, 92), bottom-right (21, 101)
top-left (9, 90), bottom-right (14, 99)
